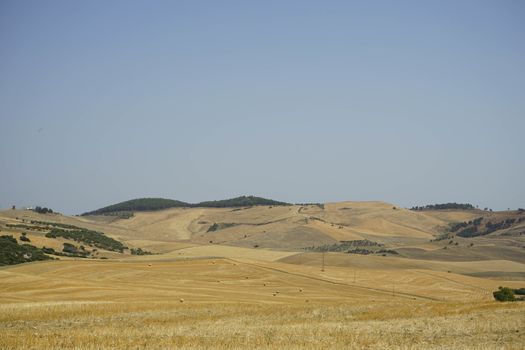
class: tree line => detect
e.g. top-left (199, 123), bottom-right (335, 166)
top-left (411, 203), bottom-right (475, 211)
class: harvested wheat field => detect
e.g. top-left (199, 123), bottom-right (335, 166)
top-left (1, 253), bottom-right (524, 349)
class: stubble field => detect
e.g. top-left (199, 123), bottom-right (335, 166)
top-left (1, 255), bottom-right (524, 349)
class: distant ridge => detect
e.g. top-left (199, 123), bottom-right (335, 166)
top-left (81, 195), bottom-right (291, 216)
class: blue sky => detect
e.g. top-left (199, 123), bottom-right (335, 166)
top-left (1, 0), bottom-right (524, 214)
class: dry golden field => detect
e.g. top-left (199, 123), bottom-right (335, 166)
top-left (1, 205), bottom-right (524, 349)
top-left (1, 299), bottom-right (524, 349)
top-left (1, 256), bottom-right (524, 349)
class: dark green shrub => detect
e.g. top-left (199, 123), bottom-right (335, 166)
top-left (34, 206), bottom-right (53, 214)
top-left (207, 222), bottom-right (237, 232)
top-left (42, 247), bottom-right (56, 254)
top-left (63, 242), bottom-right (79, 254)
top-left (0, 235), bottom-right (52, 265)
top-left (46, 228), bottom-right (127, 252)
top-left (514, 288), bottom-right (525, 295)
top-left (130, 248), bottom-right (153, 255)
top-left (493, 287), bottom-right (515, 302)
top-left (457, 226), bottom-right (479, 237)
top-left (62, 243), bottom-right (88, 257)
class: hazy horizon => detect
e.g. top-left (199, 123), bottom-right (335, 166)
top-left (1, 1), bottom-right (524, 214)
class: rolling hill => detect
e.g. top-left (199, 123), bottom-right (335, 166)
top-left (3, 201), bottom-right (524, 267)
top-left (81, 195), bottom-right (291, 216)
top-left (1, 201), bottom-right (524, 349)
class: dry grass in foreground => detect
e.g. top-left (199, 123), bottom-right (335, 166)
top-left (1, 256), bottom-right (524, 349)
top-left (1, 300), bottom-right (524, 349)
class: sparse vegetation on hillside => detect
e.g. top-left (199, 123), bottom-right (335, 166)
top-left (411, 203), bottom-right (475, 211)
top-left (0, 235), bottom-right (52, 265)
top-left (99, 211), bottom-right (134, 219)
top-left (347, 248), bottom-right (399, 255)
top-left (207, 223), bottom-right (238, 232)
top-left (308, 239), bottom-right (383, 251)
top-left (449, 217), bottom-right (483, 233)
top-left (431, 232), bottom-right (454, 242)
top-left (3, 218), bottom-right (157, 258)
top-left (30, 220), bottom-right (79, 229)
top-left (45, 228), bottom-right (127, 252)
top-left (130, 248), bottom-right (153, 255)
top-left (454, 218), bottom-right (517, 238)
top-left (305, 240), bottom-right (400, 256)
top-left (6, 223), bottom-right (48, 231)
top-left (295, 203), bottom-right (325, 209)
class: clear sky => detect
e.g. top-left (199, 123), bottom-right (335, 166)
top-left (1, 0), bottom-right (524, 214)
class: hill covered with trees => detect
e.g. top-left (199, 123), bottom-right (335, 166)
top-left (81, 198), bottom-right (190, 216)
top-left (82, 196), bottom-right (291, 216)
top-left (196, 195), bottom-right (291, 208)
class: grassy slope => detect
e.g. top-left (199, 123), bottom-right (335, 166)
top-left (98, 201), bottom-right (448, 248)
top-left (2, 203), bottom-right (524, 263)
